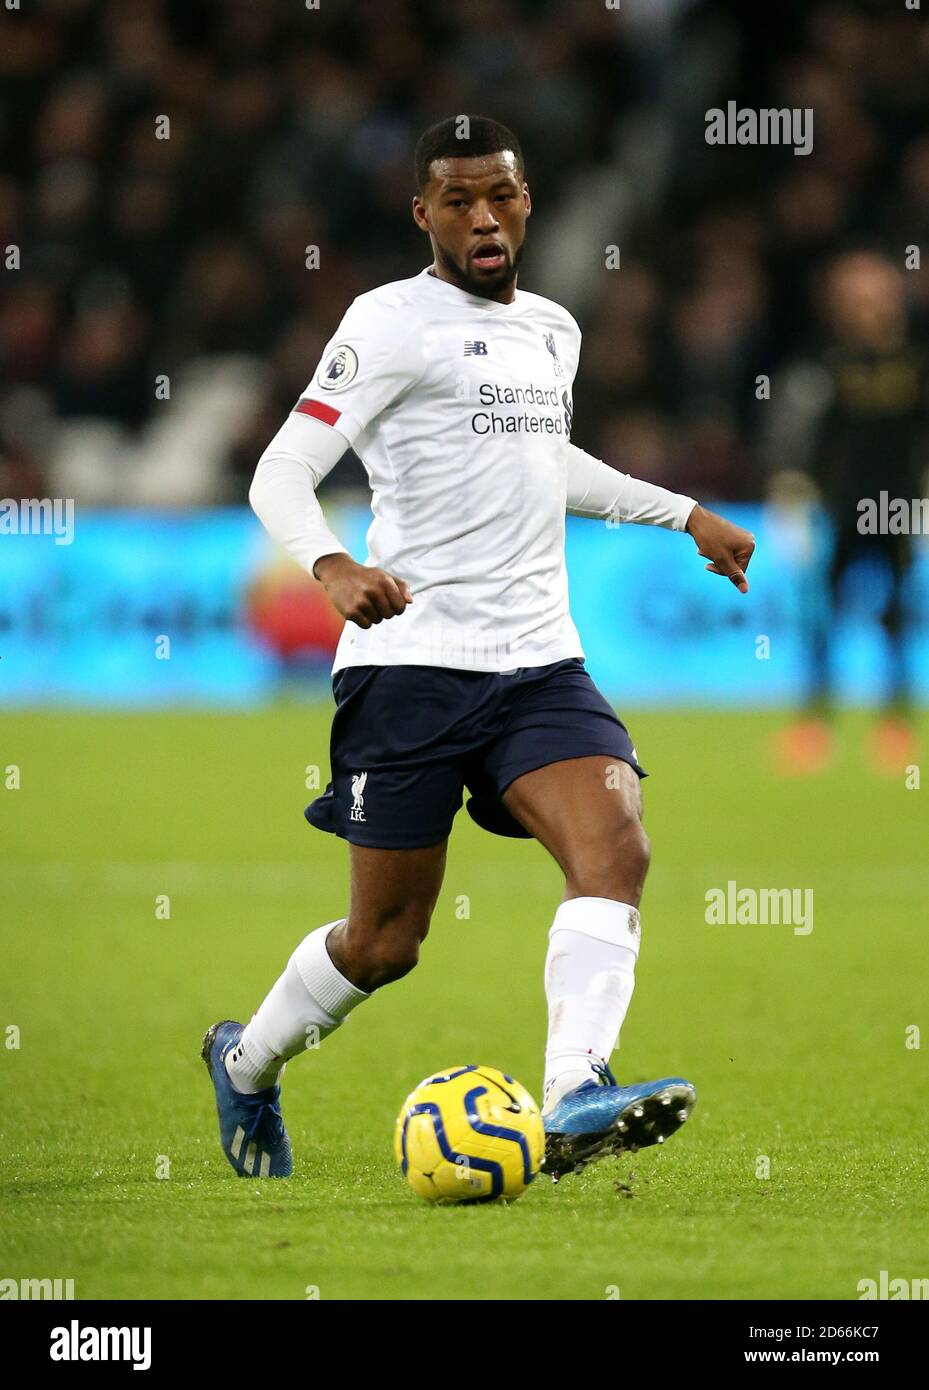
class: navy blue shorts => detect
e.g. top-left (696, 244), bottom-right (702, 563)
top-left (305, 657), bottom-right (645, 849)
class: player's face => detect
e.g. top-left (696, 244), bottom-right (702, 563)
top-left (412, 152), bottom-right (531, 301)
top-left (825, 252), bottom-right (905, 346)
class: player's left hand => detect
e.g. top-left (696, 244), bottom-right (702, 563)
top-left (685, 504), bottom-right (755, 594)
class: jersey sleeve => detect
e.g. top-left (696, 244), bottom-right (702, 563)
top-left (249, 413), bottom-right (352, 575)
top-left (562, 311), bottom-right (583, 385)
top-left (565, 443), bottom-right (697, 529)
top-left (293, 296), bottom-right (426, 448)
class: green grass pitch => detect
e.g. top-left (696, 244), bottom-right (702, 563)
top-left (1, 705), bottom-right (926, 1300)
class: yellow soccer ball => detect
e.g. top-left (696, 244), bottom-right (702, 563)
top-left (394, 1064), bottom-right (545, 1203)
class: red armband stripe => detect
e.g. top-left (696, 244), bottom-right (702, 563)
top-left (295, 398), bottom-right (342, 427)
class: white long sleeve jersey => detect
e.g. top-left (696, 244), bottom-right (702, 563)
top-left (251, 266), bottom-right (696, 674)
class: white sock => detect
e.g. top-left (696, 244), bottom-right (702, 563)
top-left (542, 897), bottom-right (641, 1113)
top-left (225, 920), bottom-right (369, 1094)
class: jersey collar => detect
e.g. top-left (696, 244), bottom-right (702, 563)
top-left (419, 266), bottom-right (522, 314)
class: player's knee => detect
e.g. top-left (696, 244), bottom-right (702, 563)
top-left (624, 818), bottom-right (651, 886)
top-left (609, 817), bottom-right (650, 896)
top-left (566, 813), bottom-right (650, 902)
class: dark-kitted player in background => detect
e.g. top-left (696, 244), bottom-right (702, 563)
top-left (769, 250), bottom-right (928, 775)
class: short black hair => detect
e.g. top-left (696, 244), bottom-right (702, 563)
top-left (414, 114), bottom-right (524, 194)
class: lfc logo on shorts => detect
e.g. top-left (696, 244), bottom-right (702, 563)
top-left (350, 771), bottom-right (368, 822)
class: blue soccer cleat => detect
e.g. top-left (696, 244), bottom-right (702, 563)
top-left (543, 1062), bottom-right (696, 1178)
top-left (201, 1020), bottom-right (293, 1178)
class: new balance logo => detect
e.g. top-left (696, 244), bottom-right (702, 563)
top-left (464, 341), bottom-right (488, 356)
top-left (350, 771), bottom-right (367, 822)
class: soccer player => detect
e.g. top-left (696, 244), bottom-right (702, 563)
top-left (203, 116), bottom-right (755, 1180)
top-left (769, 250), bottom-right (926, 776)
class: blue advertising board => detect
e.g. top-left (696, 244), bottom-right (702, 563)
top-left (0, 504), bottom-right (926, 706)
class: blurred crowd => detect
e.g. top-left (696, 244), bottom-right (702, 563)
top-left (573, 0), bottom-right (929, 501)
top-left (1, 0), bottom-right (927, 506)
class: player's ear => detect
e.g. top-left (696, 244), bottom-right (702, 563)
top-left (412, 196), bottom-right (430, 232)
top-left (522, 183), bottom-right (531, 217)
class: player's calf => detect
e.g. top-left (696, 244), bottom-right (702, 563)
top-left (327, 906), bottom-right (432, 992)
top-left (327, 840), bottom-right (447, 992)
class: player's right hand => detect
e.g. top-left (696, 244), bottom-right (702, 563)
top-left (312, 552), bottom-right (413, 627)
